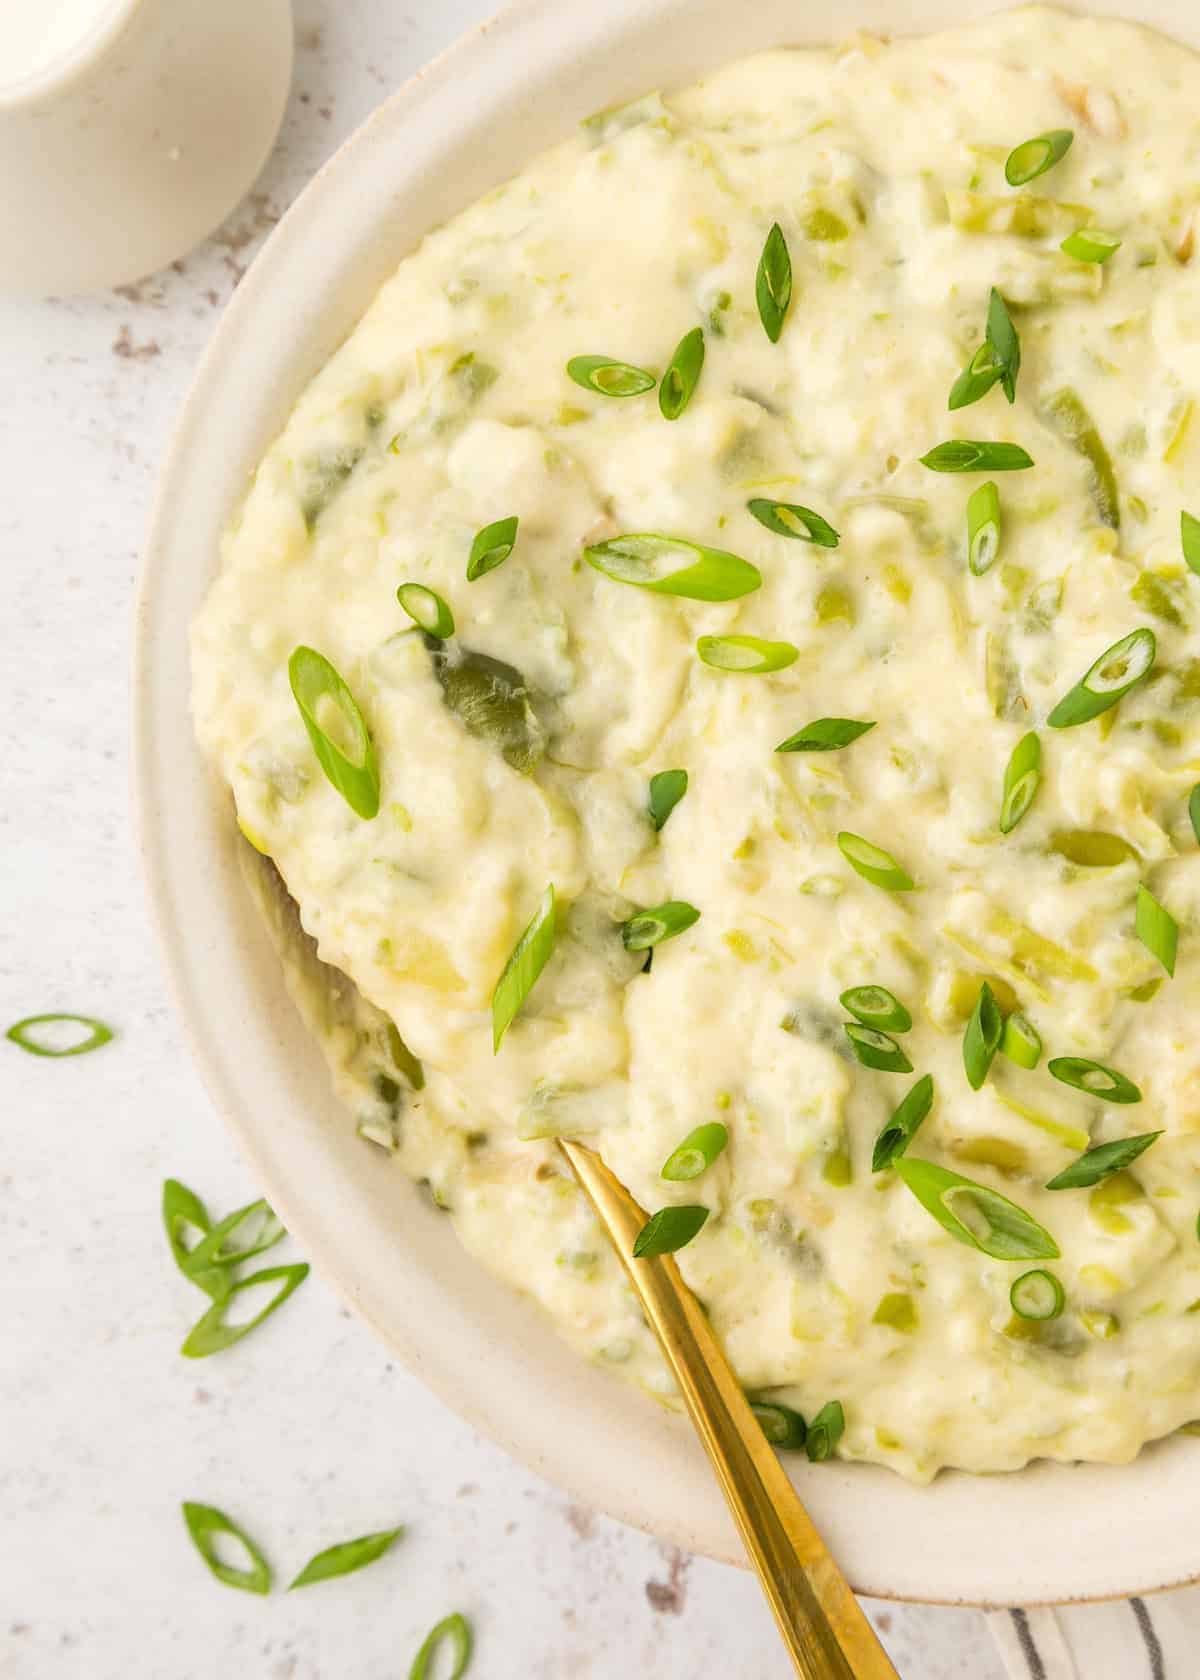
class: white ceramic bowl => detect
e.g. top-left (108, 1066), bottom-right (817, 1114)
top-left (136, 0), bottom-right (1200, 1606)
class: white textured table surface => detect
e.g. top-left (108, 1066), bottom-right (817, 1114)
top-left (0, 4), bottom-right (1175, 1676)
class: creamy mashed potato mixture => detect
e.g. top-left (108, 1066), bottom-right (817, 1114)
top-left (192, 7), bottom-right (1200, 1479)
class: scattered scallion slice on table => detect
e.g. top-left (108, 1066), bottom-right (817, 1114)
top-left (1183, 510), bottom-right (1200, 576)
top-left (621, 900), bottom-right (701, 951)
top-left (466, 515), bottom-right (519, 581)
top-left (492, 884), bottom-right (557, 1051)
top-left (585, 534), bottom-right (761, 600)
top-left (1009, 1269), bottom-right (1065, 1321)
top-left (289, 1527), bottom-right (404, 1590)
top-left (566, 355), bottom-right (655, 397)
top-left (1061, 228), bottom-right (1121, 263)
top-left (633, 1204), bottom-right (710, 1257)
top-left (181, 1502), bottom-right (272, 1595)
top-left (750, 1400), bottom-right (807, 1450)
top-left (986, 289), bottom-right (1021, 403)
top-left (836, 831), bottom-right (914, 891)
top-left (963, 982), bottom-right (1003, 1091)
top-left (999, 731), bottom-right (1041, 833)
top-left (288, 646), bottom-right (380, 819)
top-left (840, 985), bottom-right (911, 1033)
top-left (1001, 1013), bottom-right (1042, 1070)
top-left (805, 1400), bottom-right (845, 1463)
top-left (966, 480), bottom-right (1002, 575)
top-left (776, 718), bottom-right (875, 754)
top-left (746, 498), bottom-right (839, 547)
top-left (921, 440), bottom-right (1034, 473)
top-left (180, 1263), bottom-right (310, 1358)
top-left (1045, 1131), bottom-right (1162, 1190)
top-left (659, 327), bottom-right (705, 420)
top-left (1004, 128), bottom-right (1073, 186)
top-left (661, 1122), bottom-right (728, 1182)
top-left (1047, 1058), bottom-right (1142, 1104)
top-left (1136, 883), bottom-right (1178, 976)
top-left (648, 768), bottom-right (688, 831)
top-left (162, 1179), bottom-right (229, 1302)
top-left (5, 1012), bottom-right (113, 1057)
top-left (872, 1075), bottom-right (934, 1172)
top-left (894, 1158), bottom-right (1060, 1260)
top-left (755, 221), bottom-right (792, 342)
top-left (184, 1199), bottom-right (286, 1275)
top-left (397, 582), bottom-right (454, 639)
top-left (844, 1024), bottom-right (912, 1073)
top-left (697, 635), bottom-right (798, 673)
top-left (1046, 628), bottom-right (1156, 729)
top-left (409, 1613), bottom-right (473, 1680)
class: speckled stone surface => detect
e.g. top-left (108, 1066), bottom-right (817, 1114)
top-left (2, 4), bottom-right (1034, 1674)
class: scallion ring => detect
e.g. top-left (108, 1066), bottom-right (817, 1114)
top-left (1045, 1131), bottom-right (1162, 1190)
top-left (585, 533), bottom-right (761, 601)
top-left (1061, 228), bottom-right (1121, 264)
top-left (750, 1400), bottom-right (807, 1450)
top-left (895, 1158), bottom-right (1060, 1260)
top-left (948, 343), bottom-right (1002, 413)
top-left (181, 1502), bottom-right (271, 1595)
top-left (755, 221), bottom-right (792, 343)
top-left (288, 645), bottom-right (380, 819)
top-left (1136, 883), bottom-right (1179, 976)
top-left (492, 884), bottom-right (557, 1051)
top-left (162, 1179), bottom-right (230, 1303)
top-left (967, 480), bottom-right (1001, 575)
top-left (659, 327), bottom-right (705, 420)
top-left (661, 1122), bottom-right (729, 1182)
top-left (466, 515), bottom-right (519, 581)
top-left (289, 1527), bottom-right (404, 1590)
top-left (836, 831), bottom-right (914, 891)
top-left (697, 635), bottom-right (799, 674)
top-left (632, 1204), bottom-right (710, 1257)
top-left (1009, 1269), bottom-right (1065, 1321)
top-left (566, 355), bottom-right (655, 397)
top-left (963, 982), bottom-right (1003, 1091)
top-left (408, 1613), bottom-right (473, 1680)
top-left (1001, 1013), bottom-right (1042, 1070)
top-left (871, 1075), bottom-right (934, 1173)
top-left (184, 1199), bottom-right (286, 1276)
top-left (921, 440), bottom-right (1034, 474)
top-left (999, 731), bottom-right (1041, 834)
top-left (1005, 128), bottom-right (1074, 187)
top-left (840, 985), bottom-right (911, 1033)
top-left (986, 289), bottom-right (1021, 404)
top-left (805, 1400), bottom-right (845, 1463)
top-left (746, 498), bottom-right (839, 548)
top-left (1047, 1057), bottom-right (1142, 1104)
top-left (621, 900), bottom-right (701, 951)
top-left (397, 582), bottom-right (454, 639)
top-left (5, 1012), bottom-right (113, 1057)
top-left (180, 1263), bottom-right (310, 1358)
top-left (1046, 628), bottom-right (1156, 729)
top-left (776, 718), bottom-right (875, 754)
top-left (844, 1023), bottom-right (912, 1073)
top-left (648, 768), bottom-right (688, 831)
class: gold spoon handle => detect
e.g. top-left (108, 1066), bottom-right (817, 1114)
top-left (559, 1140), bottom-right (899, 1680)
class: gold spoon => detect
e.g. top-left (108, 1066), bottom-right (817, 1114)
top-left (559, 1139), bottom-right (900, 1680)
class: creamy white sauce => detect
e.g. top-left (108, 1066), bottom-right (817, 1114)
top-left (192, 7), bottom-right (1200, 1480)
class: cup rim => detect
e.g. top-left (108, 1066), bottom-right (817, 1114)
top-left (0, 0), bottom-right (143, 113)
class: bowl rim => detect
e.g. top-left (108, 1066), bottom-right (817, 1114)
top-left (134, 0), bottom-right (1200, 1608)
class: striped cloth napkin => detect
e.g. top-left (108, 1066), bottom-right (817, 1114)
top-left (987, 1587), bottom-right (1200, 1677)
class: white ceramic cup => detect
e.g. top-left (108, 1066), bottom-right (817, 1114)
top-left (0, 0), bottom-right (293, 295)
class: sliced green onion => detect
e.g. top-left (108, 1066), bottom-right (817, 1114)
top-left (662, 1122), bottom-right (729, 1182)
top-left (659, 327), bottom-right (705, 420)
top-left (836, 831), bottom-right (914, 891)
top-left (1045, 1130), bottom-right (1162, 1190)
top-left (633, 1204), bottom-right (710, 1257)
top-left (755, 221), bottom-right (792, 342)
top-left (184, 1199), bottom-right (286, 1276)
top-left (840, 985), bottom-right (911, 1033)
top-left (697, 635), bottom-right (799, 674)
top-left (746, 498), bottom-right (839, 547)
top-left (585, 533), bottom-right (760, 601)
top-left (288, 646), bottom-right (379, 819)
top-left (967, 480), bottom-right (1002, 575)
top-left (894, 1158), bottom-right (1060, 1260)
top-left (776, 718), bottom-right (875, 754)
top-left (1005, 128), bottom-right (1074, 186)
top-left (180, 1262), bottom-right (310, 1358)
top-left (397, 582), bottom-right (454, 639)
top-left (921, 440), bottom-right (1034, 473)
top-left (409, 1613), bottom-right (473, 1680)
top-left (999, 731), bottom-right (1041, 833)
top-left (621, 900), bottom-right (701, 951)
top-left (1190, 784), bottom-right (1200, 846)
top-left (5, 1012), bottom-right (113, 1057)
top-left (750, 1400), bottom-right (807, 1449)
top-left (1061, 228), bottom-right (1121, 263)
top-left (1136, 883), bottom-right (1178, 977)
top-left (1046, 628), bottom-right (1156, 729)
top-left (844, 1023), bottom-right (912, 1073)
top-left (162, 1179), bottom-right (230, 1303)
top-left (963, 982), bottom-right (1003, 1091)
top-left (871, 1075), bottom-right (934, 1172)
top-left (648, 768), bottom-right (688, 831)
top-left (1047, 1057), bottom-right (1142, 1104)
top-left (805, 1400), bottom-right (845, 1463)
top-left (1182, 511), bottom-right (1200, 576)
top-left (492, 884), bottom-right (557, 1051)
top-left (1009, 1269), bottom-right (1065, 1320)
top-left (289, 1527), bottom-right (404, 1590)
top-left (1001, 1013), bottom-right (1042, 1070)
top-left (466, 515), bottom-right (518, 581)
top-left (986, 289), bottom-right (1021, 404)
top-left (566, 355), bottom-right (655, 397)
top-left (181, 1503), bottom-right (271, 1594)
top-left (948, 343), bottom-right (1002, 412)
